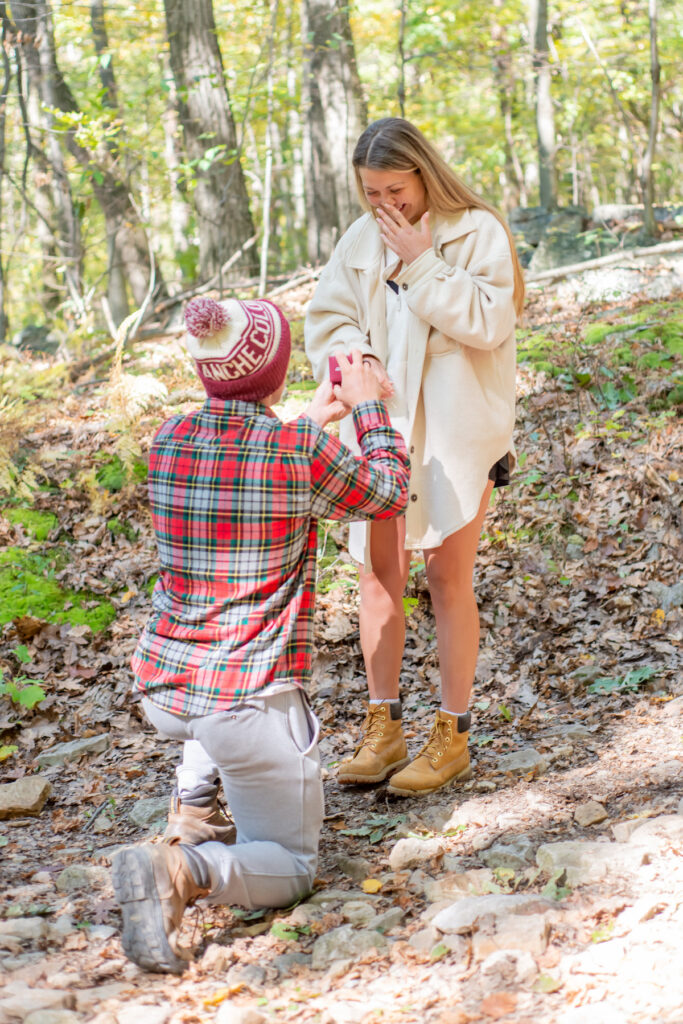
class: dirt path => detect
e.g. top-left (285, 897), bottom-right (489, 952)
top-left (0, 276), bottom-right (681, 1023)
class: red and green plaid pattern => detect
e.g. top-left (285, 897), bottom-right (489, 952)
top-left (132, 397), bottom-right (409, 715)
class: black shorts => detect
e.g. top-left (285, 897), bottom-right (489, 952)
top-left (488, 454), bottom-right (510, 489)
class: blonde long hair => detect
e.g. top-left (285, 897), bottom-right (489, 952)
top-left (352, 118), bottom-right (525, 317)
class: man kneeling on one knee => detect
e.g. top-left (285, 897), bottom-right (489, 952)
top-left (112, 295), bottom-right (409, 974)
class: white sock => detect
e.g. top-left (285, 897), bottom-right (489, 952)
top-left (440, 706), bottom-right (468, 718)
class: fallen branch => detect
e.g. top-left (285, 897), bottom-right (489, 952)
top-left (525, 238), bottom-right (683, 284)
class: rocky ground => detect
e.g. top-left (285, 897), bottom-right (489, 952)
top-left (0, 257), bottom-right (681, 1023)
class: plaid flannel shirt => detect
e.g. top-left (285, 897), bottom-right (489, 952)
top-left (132, 397), bottom-right (409, 716)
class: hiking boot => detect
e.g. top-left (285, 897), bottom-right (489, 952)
top-left (111, 842), bottom-right (209, 974)
top-left (164, 789), bottom-right (236, 846)
top-left (387, 710), bottom-right (472, 796)
top-left (337, 700), bottom-right (409, 785)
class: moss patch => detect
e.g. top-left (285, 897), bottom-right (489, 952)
top-left (0, 548), bottom-right (116, 632)
top-left (2, 508), bottom-right (58, 540)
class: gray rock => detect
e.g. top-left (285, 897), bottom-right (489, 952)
top-left (509, 206), bottom-right (552, 246)
top-left (549, 723), bottom-right (593, 742)
top-left (480, 948), bottom-right (538, 986)
top-left (408, 926), bottom-right (440, 952)
top-left (311, 924), bottom-right (388, 970)
top-left (0, 917), bottom-right (49, 942)
top-left (24, 1012), bottom-right (81, 1024)
top-left (341, 901), bottom-right (378, 927)
top-left (647, 580), bottom-right (683, 611)
top-left (497, 748), bottom-right (548, 775)
top-left (37, 734), bottom-right (109, 767)
top-left (432, 894), bottom-right (551, 935)
top-left (574, 801), bottom-right (608, 827)
top-left (0, 984), bottom-right (76, 1018)
top-left (423, 868), bottom-right (496, 903)
top-left (482, 835), bottom-right (536, 871)
top-left (227, 963), bottom-right (266, 988)
top-left (128, 796), bottom-right (169, 827)
top-left (611, 819), bottom-right (643, 843)
top-left (54, 864), bottom-right (109, 893)
top-left (536, 840), bottom-right (643, 886)
top-left (115, 1005), bottom-right (172, 1024)
top-left (373, 907), bottom-right (405, 933)
top-left (474, 912), bottom-right (550, 958)
top-left (272, 951), bottom-right (312, 976)
top-left (307, 888), bottom-right (374, 906)
top-left (0, 778), bottom-right (52, 819)
top-left (334, 855), bottom-right (372, 883)
top-left (389, 836), bottom-right (445, 872)
top-left (627, 814), bottom-right (683, 851)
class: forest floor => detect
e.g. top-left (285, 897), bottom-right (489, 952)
top-left (0, 254), bottom-right (681, 1024)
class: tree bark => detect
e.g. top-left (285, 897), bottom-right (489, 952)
top-left (491, 1), bottom-right (526, 210)
top-left (301, 0), bottom-right (367, 264)
top-left (529, 0), bottom-right (556, 210)
top-left (0, 4), bottom-right (10, 340)
top-left (163, 0), bottom-right (257, 283)
top-left (10, 1), bottom-right (85, 313)
top-left (640, 0), bottom-right (660, 238)
top-left (12, 1), bottom-right (162, 322)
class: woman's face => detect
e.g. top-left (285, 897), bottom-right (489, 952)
top-left (358, 167), bottom-right (428, 225)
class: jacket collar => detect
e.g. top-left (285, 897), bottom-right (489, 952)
top-left (345, 209), bottom-right (477, 270)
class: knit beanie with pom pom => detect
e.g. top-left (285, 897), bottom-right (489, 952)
top-left (184, 296), bottom-right (291, 401)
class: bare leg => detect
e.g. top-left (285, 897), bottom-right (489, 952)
top-left (424, 482), bottom-right (494, 713)
top-left (358, 517), bottom-right (411, 700)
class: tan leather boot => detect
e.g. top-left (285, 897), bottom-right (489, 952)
top-left (164, 789), bottom-right (236, 845)
top-left (337, 700), bottom-right (409, 785)
top-left (387, 710), bottom-right (472, 796)
top-left (112, 842), bottom-right (210, 974)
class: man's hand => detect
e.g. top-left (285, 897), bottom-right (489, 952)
top-left (333, 349), bottom-right (385, 408)
top-left (306, 379), bottom-right (349, 429)
top-left (376, 206), bottom-right (431, 264)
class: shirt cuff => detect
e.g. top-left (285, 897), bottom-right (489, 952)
top-left (352, 399), bottom-right (391, 439)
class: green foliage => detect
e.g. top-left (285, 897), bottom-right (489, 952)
top-left (0, 547), bottom-right (116, 632)
top-left (95, 455), bottom-right (148, 493)
top-left (0, 745), bottom-right (18, 761)
top-left (2, 508), bottom-right (59, 541)
top-left (338, 813), bottom-right (407, 844)
top-left (107, 517), bottom-right (138, 542)
top-left (541, 870), bottom-right (572, 901)
top-left (587, 665), bottom-right (657, 695)
top-left (0, 670), bottom-right (46, 711)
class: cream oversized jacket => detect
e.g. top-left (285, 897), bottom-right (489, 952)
top-left (305, 207), bottom-right (517, 560)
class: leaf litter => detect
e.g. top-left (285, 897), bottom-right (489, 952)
top-left (0, 272), bottom-right (681, 1023)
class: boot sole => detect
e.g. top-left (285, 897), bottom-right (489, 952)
top-left (387, 764), bottom-right (473, 797)
top-left (111, 846), bottom-right (188, 975)
top-left (337, 756), bottom-right (411, 786)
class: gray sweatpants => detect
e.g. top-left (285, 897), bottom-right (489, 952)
top-left (142, 688), bottom-right (323, 910)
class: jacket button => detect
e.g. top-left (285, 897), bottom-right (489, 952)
top-left (410, 493), bottom-right (418, 502)
top-left (401, 283), bottom-right (408, 291)
top-left (410, 445), bottom-right (415, 454)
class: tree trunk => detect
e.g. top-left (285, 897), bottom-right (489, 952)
top-left (0, 5), bottom-right (10, 340)
top-left (491, 2), bottom-right (526, 210)
top-left (301, 0), bottom-right (367, 264)
top-left (529, 0), bottom-right (556, 210)
top-left (640, 0), bottom-right (660, 238)
top-left (159, 53), bottom-right (192, 277)
top-left (11, 1), bottom-right (85, 312)
top-left (163, 0), bottom-right (257, 282)
top-left (12, 1), bottom-right (162, 322)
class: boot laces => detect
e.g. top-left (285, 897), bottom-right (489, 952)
top-left (419, 717), bottom-right (452, 764)
top-left (356, 704), bottom-right (387, 751)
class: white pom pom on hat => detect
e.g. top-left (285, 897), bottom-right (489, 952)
top-left (184, 296), bottom-right (291, 401)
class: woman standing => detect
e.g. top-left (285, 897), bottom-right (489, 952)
top-left (305, 118), bottom-right (525, 796)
